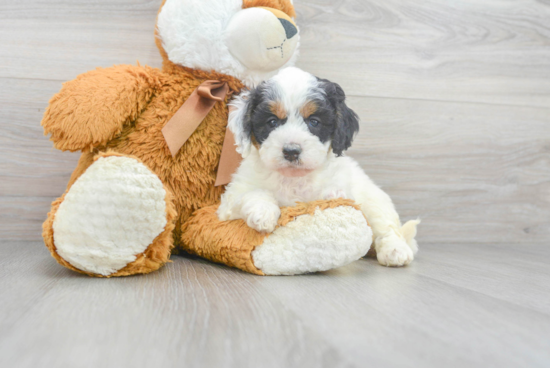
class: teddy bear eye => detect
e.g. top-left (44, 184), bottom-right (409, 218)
top-left (267, 118), bottom-right (279, 128)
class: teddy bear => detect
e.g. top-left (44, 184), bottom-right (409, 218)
top-left (41, 0), bottom-right (376, 277)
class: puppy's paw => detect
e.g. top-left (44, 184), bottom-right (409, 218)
top-left (243, 201), bottom-right (281, 233)
top-left (376, 234), bottom-right (414, 267)
top-left (323, 188), bottom-right (347, 200)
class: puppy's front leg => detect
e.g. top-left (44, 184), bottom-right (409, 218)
top-left (239, 190), bottom-right (281, 233)
top-left (219, 192), bottom-right (281, 233)
top-left (217, 176), bottom-right (280, 233)
top-left (322, 188), bottom-right (349, 200)
top-left (356, 179), bottom-right (419, 267)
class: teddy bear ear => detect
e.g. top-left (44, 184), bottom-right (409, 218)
top-left (242, 0), bottom-right (296, 18)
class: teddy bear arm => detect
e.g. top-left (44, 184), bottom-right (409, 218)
top-left (41, 65), bottom-right (160, 152)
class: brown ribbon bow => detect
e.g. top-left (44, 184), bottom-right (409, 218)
top-left (161, 80), bottom-right (242, 187)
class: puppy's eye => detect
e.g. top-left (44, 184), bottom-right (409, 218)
top-left (267, 118), bottom-right (279, 128)
top-left (308, 118), bottom-right (320, 127)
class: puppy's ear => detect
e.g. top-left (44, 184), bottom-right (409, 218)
top-left (319, 79), bottom-right (360, 156)
top-left (228, 89), bottom-right (254, 157)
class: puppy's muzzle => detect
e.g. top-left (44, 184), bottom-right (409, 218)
top-left (283, 144), bottom-right (302, 162)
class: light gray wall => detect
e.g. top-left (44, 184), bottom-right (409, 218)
top-left (1, 0), bottom-right (549, 244)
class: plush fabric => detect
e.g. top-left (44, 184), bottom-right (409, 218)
top-left (243, 0), bottom-right (296, 17)
top-left (254, 203), bottom-right (373, 275)
top-left (53, 155), bottom-right (169, 276)
top-left (42, 64), bottom-right (244, 254)
top-left (181, 205), bottom-right (267, 276)
top-left (156, 0), bottom-right (299, 87)
top-left (255, 199), bottom-right (372, 275)
top-left (43, 152), bottom-right (177, 278)
top-left (182, 199), bottom-right (369, 276)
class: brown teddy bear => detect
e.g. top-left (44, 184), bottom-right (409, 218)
top-left (41, 0), bottom-right (373, 277)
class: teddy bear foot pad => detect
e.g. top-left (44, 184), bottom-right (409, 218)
top-left (252, 206), bottom-right (373, 275)
top-left (50, 155), bottom-right (170, 276)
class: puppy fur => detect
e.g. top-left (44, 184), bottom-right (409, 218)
top-left (218, 67), bottom-right (420, 267)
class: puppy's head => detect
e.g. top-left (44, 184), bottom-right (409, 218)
top-left (229, 67), bottom-right (360, 177)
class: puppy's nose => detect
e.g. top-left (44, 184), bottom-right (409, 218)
top-left (278, 18), bottom-right (298, 39)
top-left (283, 144), bottom-right (302, 162)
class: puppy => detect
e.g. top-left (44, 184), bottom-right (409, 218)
top-left (217, 67), bottom-right (420, 267)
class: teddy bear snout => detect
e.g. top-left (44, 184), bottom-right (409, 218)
top-left (224, 7), bottom-right (299, 72)
top-left (279, 18), bottom-right (298, 40)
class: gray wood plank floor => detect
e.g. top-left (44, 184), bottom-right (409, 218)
top-left (1, 241), bottom-right (549, 368)
top-left (1, 0), bottom-right (549, 367)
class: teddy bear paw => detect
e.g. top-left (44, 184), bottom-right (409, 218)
top-left (252, 205), bottom-right (372, 275)
top-left (52, 155), bottom-right (169, 276)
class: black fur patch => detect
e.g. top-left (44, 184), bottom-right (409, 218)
top-left (243, 84), bottom-right (288, 145)
top-left (316, 78), bottom-right (360, 156)
top-left (303, 97), bottom-right (337, 144)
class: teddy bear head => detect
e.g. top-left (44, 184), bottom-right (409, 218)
top-left (155, 0), bottom-right (299, 87)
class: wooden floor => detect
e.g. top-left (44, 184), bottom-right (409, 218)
top-left (1, 241), bottom-right (549, 367)
top-left (1, 0), bottom-right (549, 367)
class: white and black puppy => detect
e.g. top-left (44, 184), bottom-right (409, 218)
top-left (217, 67), bottom-right (419, 267)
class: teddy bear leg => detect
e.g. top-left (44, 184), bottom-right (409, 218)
top-left (181, 199), bottom-right (372, 276)
top-left (43, 153), bottom-right (177, 277)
